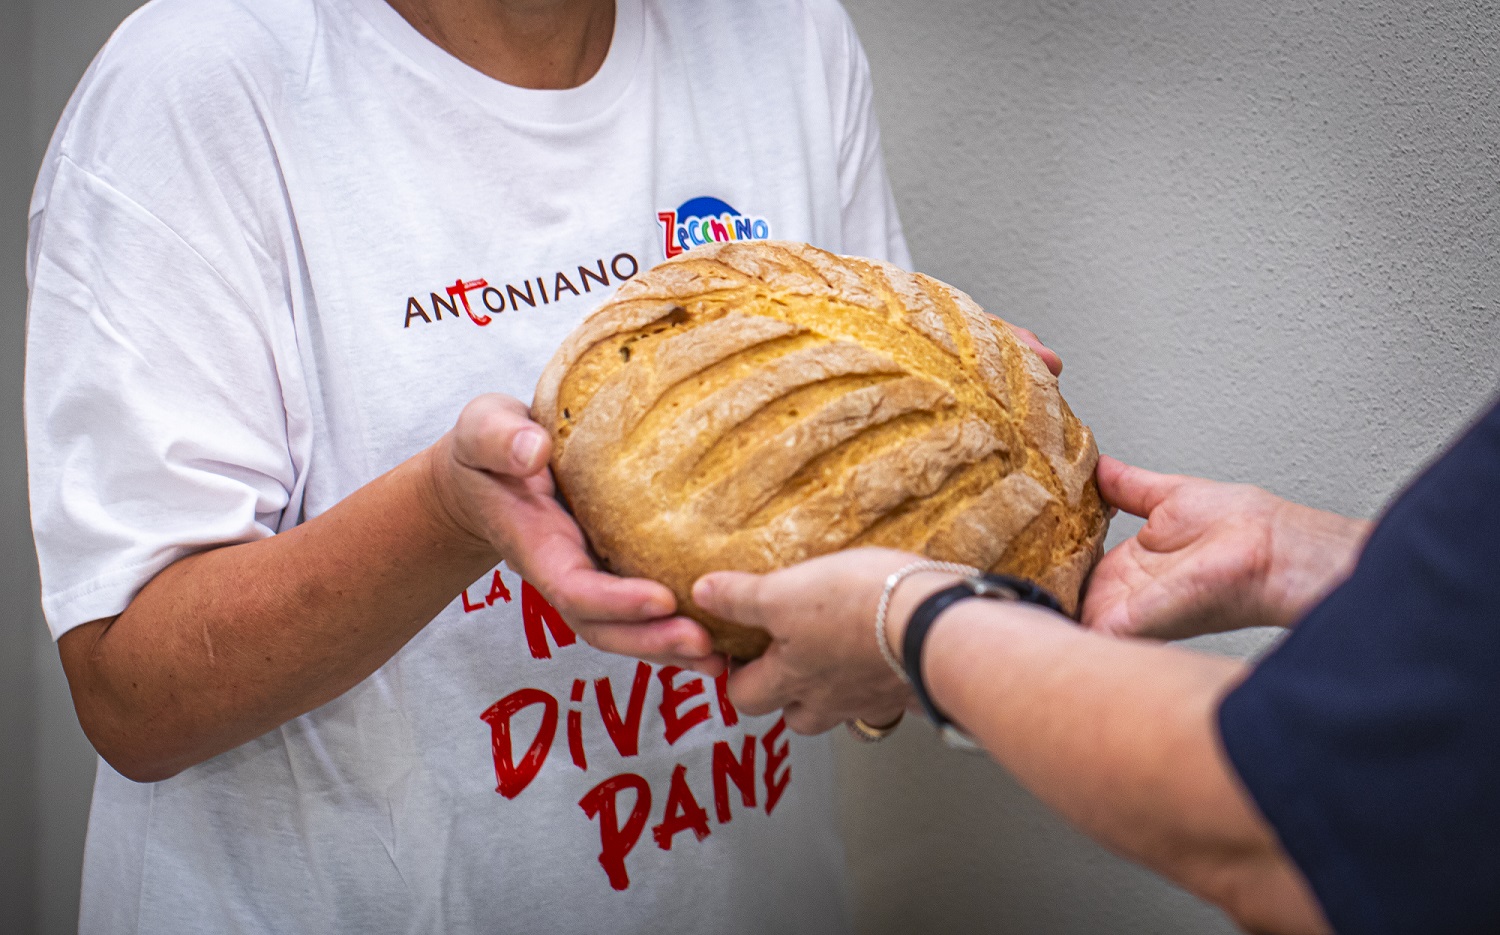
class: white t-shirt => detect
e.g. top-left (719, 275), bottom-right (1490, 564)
top-left (24, 0), bottom-right (910, 931)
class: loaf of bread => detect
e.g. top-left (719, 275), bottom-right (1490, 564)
top-left (533, 241), bottom-right (1108, 659)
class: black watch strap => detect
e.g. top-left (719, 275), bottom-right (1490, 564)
top-left (901, 574), bottom-right (1064, 738)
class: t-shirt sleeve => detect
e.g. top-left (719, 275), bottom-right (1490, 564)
top-left (1218, 397), bottom-right (1500, 935)
top-left (810, 0), bottom-right (912, 268)
top-left (25, 155), bottom-right (304, 640)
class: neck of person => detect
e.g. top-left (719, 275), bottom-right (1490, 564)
top-left (385, 0), bottom-right (615, 89)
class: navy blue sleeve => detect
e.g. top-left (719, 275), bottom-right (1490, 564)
top-left (1218, 396), bottom-right (1500, 935)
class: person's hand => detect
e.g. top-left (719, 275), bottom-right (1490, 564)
top-left (1006, 322), bottom-right (1063, 376)
top-left (1082, 455), bottom-right (1370, 641)
top-left (428, 394), bottom-right (720, 674)
top-left (692, 548), bottom-right (919, 735)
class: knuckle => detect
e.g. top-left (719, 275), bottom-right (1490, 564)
top-left (743, 697), bottom-right (778, 718)
top-left (725, 576), bottom-right (759, 614)
top-left (572, 624), bottom-right (606, 651)
top-left (476, 409), bottom-right (520, 444)
top-left (463, 395), bottom-right (533, 439)
top-left (458, 394), bottom-right (502, 429)
top-left (726, 687), bottom-right (771, 718)
top-left (642, 628), bottom-right (683, 658)
top-left (541, 590), bottom-right (593, 625)
top-left (786, 711), bottom-right (822, 736)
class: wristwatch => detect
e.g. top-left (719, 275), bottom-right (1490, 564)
top-left (901, 573), bottom-right (1064, 751)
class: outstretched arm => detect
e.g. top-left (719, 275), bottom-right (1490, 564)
top-left (59, 395), bottom-right (718, 783)
top-left (1083, 456), bottom-right (1370, 640)
top-left (695, 549), bottom-right (1330, 935)
top-left (888, 574), bottom-right (1328, 935)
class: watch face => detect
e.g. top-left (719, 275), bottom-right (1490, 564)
top-left (968, 576), bottom-right (1020, 601)
top-left (979, 573), bottom-right (1065, 614)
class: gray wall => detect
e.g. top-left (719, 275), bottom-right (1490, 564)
top-left (6, 3), bottom-right (148, 932)
top-left (835, 1), bottom-right (1500, 933)
top-left (3, 0), bottom-right (41, 930)
top-left (5, 1), bottom-right (1498, 933)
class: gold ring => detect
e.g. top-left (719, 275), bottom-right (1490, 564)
top-left (845, 711), bottom-right (904, 743)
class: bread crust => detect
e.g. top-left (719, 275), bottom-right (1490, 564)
top-left (533, 241), bottom-right (1108, 658)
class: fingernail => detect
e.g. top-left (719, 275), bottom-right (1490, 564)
top-left (512, 430), bottom-right (544, 470)
top-left (691, 577), bottom-right (713, 604)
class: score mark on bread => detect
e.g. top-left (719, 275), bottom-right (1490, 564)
top-left (533, 241), bottom-right (1108, 659)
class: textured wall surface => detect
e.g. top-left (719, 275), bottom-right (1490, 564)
top-left (8, 2), bottom-right (149, 932)
top-left (2, 0), bottom-right (41, 930)
top-left (835, 1), bottom-right (1500, 933)
top-left (7, 1), bottom-right (1499, 933)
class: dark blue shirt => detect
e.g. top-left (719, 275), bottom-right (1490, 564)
top-left (1219, 397), bottom-right (1500, 935)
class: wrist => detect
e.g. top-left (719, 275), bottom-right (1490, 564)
top-left (417, 437), bottom-right (500, 562)
top-left (895, 573), bottom-right (1066, 750)
top-left (883, 570), bottom-right (966, 667)
top-left (1265, 505), bottom-right (1371, 625)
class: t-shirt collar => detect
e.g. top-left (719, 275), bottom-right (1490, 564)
top-left (346, 0), bottom-right (644, 125)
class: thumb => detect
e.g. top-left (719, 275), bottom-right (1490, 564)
top-left (454, 393), bottom-right (552, 478)
top-left (693, 571), bottom-right (770, 630)
top-left (1096, 454), bottom-right (1189, 519)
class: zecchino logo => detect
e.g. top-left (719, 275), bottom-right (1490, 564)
top-left (656, 196), bottom-right (771, 259)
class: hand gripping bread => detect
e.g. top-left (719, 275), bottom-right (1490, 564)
top-left (533, 241), bottom-right (1108, 659)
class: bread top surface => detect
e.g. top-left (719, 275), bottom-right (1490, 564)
top-left (533, 241), bottom-right (1107, 658)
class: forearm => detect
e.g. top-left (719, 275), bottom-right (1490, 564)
top-left (901, 586), bottom-right (1328, 933)
top-left (59, 442), bottom-right (497, 782)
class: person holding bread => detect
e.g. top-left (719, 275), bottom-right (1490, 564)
top-left (24, 0), bottom-right (1081, 931)
top-left (693, 397), bottom-right (1500, 934)
top-left (510, 235), bottom-right (1495, 935)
